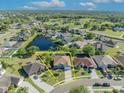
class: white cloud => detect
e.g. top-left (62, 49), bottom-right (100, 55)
top-left (80, 2), bottom-right (96, 10)
top-left (31, 0), bottom-right (65, 7)
top-left (93, 0), bottom-right (124, 3)
top-left (23, 6), bottom-right (36, 10)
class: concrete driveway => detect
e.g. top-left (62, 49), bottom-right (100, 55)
top-left (91, 69), bottom-right (99, 79)
top-left (19, 81), bottom-right (39, 93)
top-left (64, 66), bottom-right (73, 81)
top-left (31, 75), bottom-right (54, 93)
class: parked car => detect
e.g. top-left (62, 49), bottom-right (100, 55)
top-left (107, 73), bottom-right (113, 79)
top-left (113, 77), bottom-right (122, 81)
top-left (120, 88), bottom-right (124, 93)
top-left (102, 83), bottom-right (110, 87)
top-left (93, 83), bottom-right (102, 86)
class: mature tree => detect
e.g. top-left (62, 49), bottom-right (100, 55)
top-left (86, 32), bottom-right (96, 40)
top-left (112, 89), bottom-right (120, 93)
top-left (27, 46), bottom-right (40, 55)
top-left (83, 44), bottom-right (95, 56)
top-left (69, 85), bottom-right (89, 93)
top-left (18, 48), bottom-right (27, 55)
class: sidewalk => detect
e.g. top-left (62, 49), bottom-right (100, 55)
top-left (31, 75), bottom-right (54, 93)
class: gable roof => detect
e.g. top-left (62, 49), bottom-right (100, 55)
top-left (10, 75), bottom-right (23, 86)
top-left (23, 62), bottom-right (45, 76)
top-left (74, 57), bottom-right (94, 67)
top-left (54, 55), bottom-right (71, 66)
top-left (92, 55), bottom-right (117, 66)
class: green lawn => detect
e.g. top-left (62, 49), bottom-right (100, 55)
top-left (105, 42), bottom-right (124, 56)
top-left (74, 68), bottom-right (91, 77)
top-left (97, 30), bottom-right (123, 37)
top-left (40, 69), bottom-right (64, 85)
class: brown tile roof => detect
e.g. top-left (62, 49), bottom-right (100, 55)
top-left (74, 57), bottom-right (94, 67)
top-left (54, 55), bottom-right (71, 66)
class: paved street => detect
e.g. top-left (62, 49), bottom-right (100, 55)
top-left (19, 81), bottom-right (39, 93)
top-left (50, 79), bottom-right (124, 93)
top-left (31, 75), bottom-right (54, 93)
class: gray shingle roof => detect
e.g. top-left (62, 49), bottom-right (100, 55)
top-left (92, 55), bottom-right (117, 67)
top-left (23, 62), bottom-right (45, 76)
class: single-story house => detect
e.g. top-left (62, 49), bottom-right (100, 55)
top-left (72, 41), bottom-right (87, 48)
top-left (74, 57), bottom-right (97, 68)
top-left (113, 27), bottom-right (124, 31)
top-left (3, 41), bottom-right (17, 48)
top-left (54, 55), bottom-right (71, 69)
top-left (115, 55), bottom-right (124, 65)
top-left (103, 40), bottom-right (117, 48)
top-left (22, 62), bottom-right (45, 76)
top-left (94, 41), bottom-right (103, 51)
top-left (92, 55), bottom-right (117, 69)
top-left (0, 75), bottom-right (23, 93)
top-left (10, 75), bottom-right (23, 86)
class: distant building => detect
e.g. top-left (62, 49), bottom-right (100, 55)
top-left (113, 27), bottom-right (124, 31)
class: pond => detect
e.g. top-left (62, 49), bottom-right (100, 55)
top-left (29, 35), bottom-right (56, 50)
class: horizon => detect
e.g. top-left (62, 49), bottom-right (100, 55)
top-left (0, 0), bottom-right (124, 11)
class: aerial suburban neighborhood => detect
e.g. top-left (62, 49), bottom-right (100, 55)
top-left (0, 0), bottom-right (124, 93)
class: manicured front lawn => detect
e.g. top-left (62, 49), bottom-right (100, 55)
top-left (95, 69), bottom-right (103, 75)
top-left (74, 68), bottom-right (91, 77)
top-left (40, 69), bottom-right (64, 85)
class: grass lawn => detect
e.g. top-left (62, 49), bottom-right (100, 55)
top-left (105, 42), bottom-right (124, 56)
top-left (95, 69), bottom-right (103, 75)
top-left (97, 30), bottom-right (123, 37)
top-left (74, 68), bottom-right (91, 77)
top-left (94, 90), bottom-right (112, 93)
top-left (40, 69), bottom-right (64, 85)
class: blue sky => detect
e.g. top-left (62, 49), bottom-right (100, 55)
top-left (0, 0), bottom-right (124, 11)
